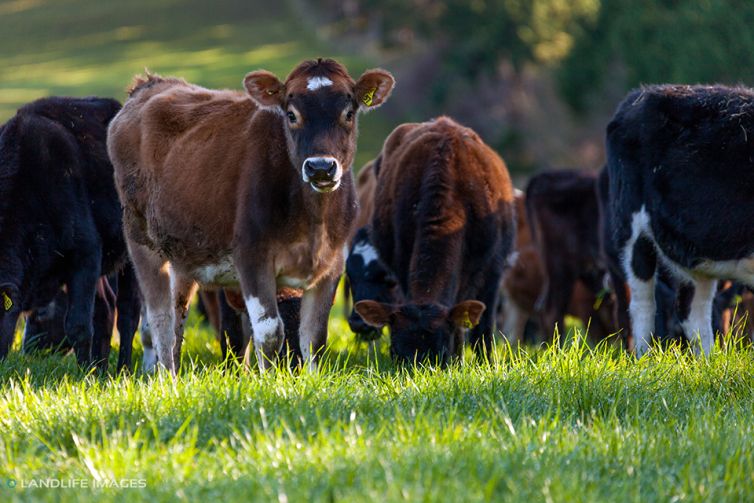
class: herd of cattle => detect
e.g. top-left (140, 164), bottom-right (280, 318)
top-left (1, 58), bottom-right (753, 374)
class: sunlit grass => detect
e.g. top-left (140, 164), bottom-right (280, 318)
top-left (0, 303), bottom-right (753, 501)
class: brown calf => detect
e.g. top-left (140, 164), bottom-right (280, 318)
top-left (355, 117), bottom-right (515, 363)
top-left (525, 169), bottom-right (616, 343)
top-left (108, 59), bottom-right (394, 373)
top-left (498, 190), bottom-right (545, 343)
top-left (353, 159), bottom-right (378, 235)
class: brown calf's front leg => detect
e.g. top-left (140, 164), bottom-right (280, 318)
top-left (235, 255), bottom-right (285, 371)
top-left (299, 273), bottom-right (339, 371)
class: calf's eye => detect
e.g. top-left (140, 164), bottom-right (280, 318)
top-left (287, 111), bottom-right (297, 123)
top-left (345, 110), bottom-right (354, 122)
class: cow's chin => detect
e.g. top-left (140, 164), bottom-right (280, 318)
top-left (309, 178), bottom-right (341, 193)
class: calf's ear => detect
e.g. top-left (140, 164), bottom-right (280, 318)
top-left (355, 69), bottom-right (395, 111)
top-left (354, 300), bottom-right (394, 328)
top-left (448, 300), bottom-right (486, 329)
top-left (244, 70), bottom-right (285, 109)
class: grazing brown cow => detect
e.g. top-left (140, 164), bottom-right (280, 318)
top-left (525, 169), bottom-right (617, 343)
top-left (355, 117), bottom-right (515, 363)
top-left (498, 190), bottom-right (545, 343)
top-left (353, 159), bottom-right (378, 234)
top-left (108, 59), bottom-right (394, 373)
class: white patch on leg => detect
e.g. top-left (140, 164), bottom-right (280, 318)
top-left (500, 293), bottom-right (527, 344)
top-left (244, 295), bottom-right (283, 370)
top-left (306, 76), bottom-right (333, 91)
top-left (299, 292), bottom-right (326, 372)
top-left (627, 276), bottom-right (655, 357)
top-left (351, 241), bottom-right (379, 265)
top-left (145, 308), bottom-right (175, 373)
top-left (681, 279), bottom-right (716, 356)
top-left (244, 295), bottom-right (282, 345)
top-left (139, 314), bottom-right (158, 372)
top-left (142, 346), bottom-right (157, 372)
top-left (622, 206), bottom-right (656, 357)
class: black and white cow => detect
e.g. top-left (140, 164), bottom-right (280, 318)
top-left (344, 226), bottom-right (402, 340)
top-left (607, 84), bottom-right (754, 356)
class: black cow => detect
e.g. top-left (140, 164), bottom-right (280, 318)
top-left (0, 97), bottom-right (140, 368)
top-left (22, 267), bottom-right (141, 370)
top-left (607, 84), bottom-right (754, 356)
top-left (344, 226), bottom-right (402, 341)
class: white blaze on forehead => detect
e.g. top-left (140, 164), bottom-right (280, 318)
top-left (351, 241), bottom-right (379, 265)
top-left (307, 76), bottom-right (333, 91)
top-left (245, 295), bottom-right (281, 345)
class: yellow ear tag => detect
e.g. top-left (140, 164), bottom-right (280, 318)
top-left (362, 87), bottom-right (377, 107)
top-left (462, 311), bottom-right (473, 329)
top-left (2, 292), bottom-right (12, 311)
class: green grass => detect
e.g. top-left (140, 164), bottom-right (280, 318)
top-left (0, 0), bottom-right (395, 167)
top-left (3, 1), bottom-right (754, 501)
top-left (1, 303), bottom-right (753, 502)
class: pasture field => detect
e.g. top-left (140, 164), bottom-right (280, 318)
top-left (0, 305), bottom-right (753, 502)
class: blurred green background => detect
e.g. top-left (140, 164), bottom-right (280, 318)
top-left (2, 0), bottom-right (754, 174)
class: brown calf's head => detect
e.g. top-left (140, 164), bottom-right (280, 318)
top-left (244, 58), bottom-right (395, 193)
top-left (354, 299), bottom-right (485, 364)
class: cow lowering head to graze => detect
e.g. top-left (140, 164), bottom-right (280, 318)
top-left (0, 97), bottom-right (140, 370)
top-left (345, 226), bottom-right (402, 340)
top-left (354, 117), bottom-right (515, 364)
top-left (606, 84), bottom-right (754, 357)
top-left (108, 59), bottom-right (394, 373)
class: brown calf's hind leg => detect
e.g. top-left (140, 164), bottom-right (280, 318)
top-left (172, 274), bottom-right (198, 372)
top-left (299, 275), bottom-right (339, 371)
top-left (128, 241), bottom-right (176, 374)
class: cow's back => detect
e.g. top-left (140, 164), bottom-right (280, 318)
top-left (373, 117), bottom-right (515, 304)
top-left (23, 97), bottom-right (124, 270)
top-left (0, 97), bottom-right (125, 305)
top-left (109, 78), bottom-right (261, 264)
top-left (607, 85), bottom-right (754, 266)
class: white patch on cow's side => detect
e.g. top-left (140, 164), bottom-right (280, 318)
top-left (306, 76), bottom-right (333, 91)
top-left (351, 240), bottom-right (379, 265)
top-left (278, 275), bottom-right (311, 289)
top-left (513, 188), bottom-right (524, 198)
top-left (244, 295), bottom-right (281, 345)
top-left (622, 206), bottom-right (656, 357)
top-left (694, 256), bottom-right (754, 285)
top-left (681, 278), bottom-right (717, 356)
top-left (193, 257), bottom-right (237, 285)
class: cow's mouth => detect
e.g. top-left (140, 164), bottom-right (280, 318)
top-left (310, 178), bottom-right (341, 193)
